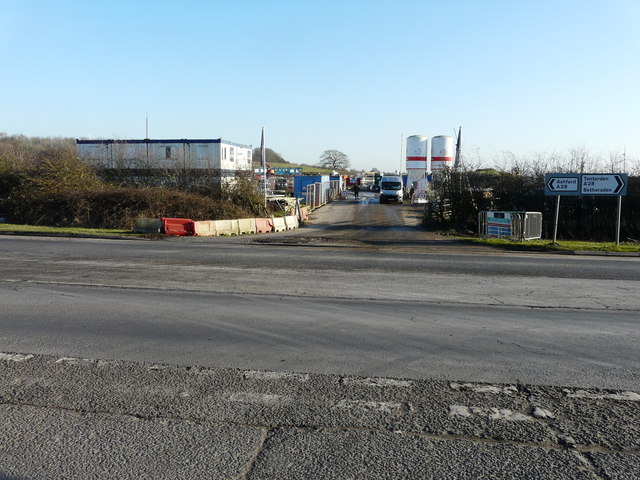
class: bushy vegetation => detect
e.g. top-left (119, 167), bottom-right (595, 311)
top-left (427, 149), bottom-right (640, 242)
top-left (0, 134), bottom-right (267, 230)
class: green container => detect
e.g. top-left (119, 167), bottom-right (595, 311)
top-left (133, 218), bottom-right (162, 233)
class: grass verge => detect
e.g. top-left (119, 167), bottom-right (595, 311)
top-left (268, 163), bottom-right (335, 174)
top-left (0, 223), bottom-right (141, 237)
top-left (455, 236), bottom-right (640, 253)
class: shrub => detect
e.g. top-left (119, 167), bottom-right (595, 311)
top-left (2, 186), bottom-right (257, 230)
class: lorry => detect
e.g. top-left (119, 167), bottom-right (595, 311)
top-left (378, 175), bottom-right (403, 204)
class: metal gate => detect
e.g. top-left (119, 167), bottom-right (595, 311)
top-left (478, 211), bottom-right (542, 240)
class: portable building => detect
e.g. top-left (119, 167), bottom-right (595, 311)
top-left (76, 138), bottom-right (252, 180)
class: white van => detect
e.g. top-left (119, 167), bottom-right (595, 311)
top-left (379, 176), bottom-right (403, 204)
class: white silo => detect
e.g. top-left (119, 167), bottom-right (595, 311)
top-left (430, 135), bottom-right (454, 171)
top-left (406, 135), bottom-right (428, 184)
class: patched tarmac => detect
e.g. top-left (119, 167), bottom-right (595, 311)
top-left (1, 353), bottom-right (638, 479)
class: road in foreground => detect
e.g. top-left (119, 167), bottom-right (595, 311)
top-left (0, 195), bottom-right (638, 389)
top-left (1, 352), bottom-right (638, 480)
top-left (0, 194), bottom-right (638, 478)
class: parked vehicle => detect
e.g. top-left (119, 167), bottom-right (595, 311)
top-left (379, 176), bottom-right (403, 204)
top-left (274, 177), bottom-right (288, 190)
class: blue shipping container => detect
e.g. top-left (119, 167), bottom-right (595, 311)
top-left (293, 175), bottom-right (330, 203)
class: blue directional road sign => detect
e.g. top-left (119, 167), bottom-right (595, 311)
top-left (545, 173), bottom-right (627, 197)
top-left (545, 174), bottom-right (581, 196)
top-left (580, 174), bottom-right (627, 196)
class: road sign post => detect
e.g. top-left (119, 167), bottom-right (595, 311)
top-left (552, 195), bottom-right (560, 245)
top-left (616, 195), bottom-right (622, 246)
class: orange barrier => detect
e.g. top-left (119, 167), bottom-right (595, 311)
top-left (161, 218), bottom-right (194, 236)
top-left (255, 218), bottom-right (274, 233)
top-left (142, 214), bottom-right (296, 237)
top-left (192, 220), bottom-right (217, 236)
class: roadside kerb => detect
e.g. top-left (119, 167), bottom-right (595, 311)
top-left (571, 250), bottom-right (640, 257)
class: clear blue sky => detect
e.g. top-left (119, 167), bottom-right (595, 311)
top-left (2, 0), bottom-right (639, 172)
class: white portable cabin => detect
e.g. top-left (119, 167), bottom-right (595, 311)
top-left (76, 138), bottom-right (252, 178)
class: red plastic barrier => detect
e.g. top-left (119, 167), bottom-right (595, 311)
top-left (161, 217), bottom-right (194, 236)
top-left (255, 217), bottom-right (274, 233)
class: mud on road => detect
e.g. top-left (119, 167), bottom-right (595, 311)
top-left (252, 193), bottom-right (491, 253)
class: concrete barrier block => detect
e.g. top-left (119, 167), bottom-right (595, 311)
top-left (133, 218), bottom-right (162, 234)
top-left (238, 218), bottom-right (257, 235)
top-left (192, 220), bottom-right (217, 236)
top-left (214, 219), bottom-right (240, 236)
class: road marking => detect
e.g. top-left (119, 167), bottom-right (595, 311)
top-left (336, 400), bottom-right (403, 414)
top-left (532, 407), bottom-right (555, 419)
top-left (342, 377), bottom-right (414, 388)
top-left (450, 382), bottom-right (518, 395)
top-left (55, 357), bottom-right (93, 365)
top-left (243, 370), bottom-right (310, 382)
top-left (449, 405), bottom-right (532, 421)
top-left (228, 392), bottom-right (292, 406)
top-left (0, 352), bottom-right (34, 362)
top-left (564, 389), bottom-right (640, 402)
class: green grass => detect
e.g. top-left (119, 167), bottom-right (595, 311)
top-left (3, 222), bottom-right (638, 252)
top-left (0, 223), bottom-right (140, 237)
top-left (456, 236), bottom-right (640, 253)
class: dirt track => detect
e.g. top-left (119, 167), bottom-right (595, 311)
top-left (253, 192), bottom-right (495, 253)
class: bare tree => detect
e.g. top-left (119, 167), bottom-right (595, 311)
top-left (569, 146), bottom-right (592, 173)
top-left (607, 149), bottom-right (621, 173)
top-left (318, 150), bottom-right (350, 171)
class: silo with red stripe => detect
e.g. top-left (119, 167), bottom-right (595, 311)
top-left (431, 135), bottom-right (453, 171)
top-left (406, 134), bottom-right (428, 179)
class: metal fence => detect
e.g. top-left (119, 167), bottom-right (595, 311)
top-left (478, 211), bottom-right (543, 241)
top-left (304, 180), bottom-right (342, 210)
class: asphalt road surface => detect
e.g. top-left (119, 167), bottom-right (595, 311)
top-left (1, 192), bottom-right (638, 479)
